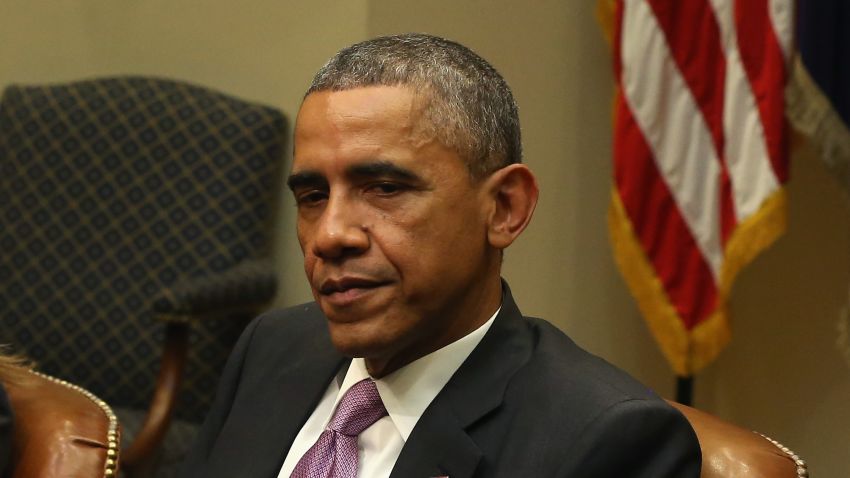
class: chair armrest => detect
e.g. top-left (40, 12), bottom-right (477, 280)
top-left (667, 400), bottom-right (808, 478)
top-left (121, 323), bottom-right (187, 469)
top-left (4, 370), bottom-right (120, 477)
top-left (123, 259), bottom-right (277, 469)
top-left (152, 259), bottom-right (278, 322)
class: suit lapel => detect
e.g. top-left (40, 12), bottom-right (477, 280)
top-left (235, 309), bottom-right (349, 478)
top-left (388, 402), bottom-right (482, 478)
top-left (390, 282), bottom-right (533, 478)
top-left (264, 350), bottom-right (348, 472)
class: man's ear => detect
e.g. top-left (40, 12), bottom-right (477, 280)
top-left (484, 164), bottom-right (539, 249)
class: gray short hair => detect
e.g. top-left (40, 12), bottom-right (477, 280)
top-left (307, 33), bottom-right (522, 178)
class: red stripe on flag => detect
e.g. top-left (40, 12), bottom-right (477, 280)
top-left (735, 0), bottom-right (789, 183)
top-left (647, 0), bottom-right (725, 161)
top-left (647, 0), bottom-right (738, 244)
top-left (719, 169), bottom-right (735, 244)
top-left (614, 93), bottom-right (718, 329)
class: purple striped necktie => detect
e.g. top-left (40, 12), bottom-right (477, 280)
top-left (290, 378), bottom-right (388, 478)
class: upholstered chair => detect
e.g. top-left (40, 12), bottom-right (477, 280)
top-left (0, 76), bottom-right (286, 475)
top-left (669, 401), bottom-right (809, 477)
top-left (2, 367), bottom-right (121, 477)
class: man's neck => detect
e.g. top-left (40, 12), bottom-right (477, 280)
top-left (365, 282), bottom-right (502, 378)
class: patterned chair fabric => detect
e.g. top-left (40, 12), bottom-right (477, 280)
top-left (0, 76), bottom-right (286, 423)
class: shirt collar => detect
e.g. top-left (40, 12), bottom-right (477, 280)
top-left (335, 307), bottom-right (500, 441)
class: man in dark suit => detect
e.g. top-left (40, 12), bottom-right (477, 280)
top-left (181, 33), bottom-right (701, 477)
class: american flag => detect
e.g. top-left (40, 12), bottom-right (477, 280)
top-left (605, 0), bottom-right (793, 375)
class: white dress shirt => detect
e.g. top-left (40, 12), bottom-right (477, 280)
top-left (278, 308), bottom-right (499, 478)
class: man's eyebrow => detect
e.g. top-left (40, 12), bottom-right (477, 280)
top-left (287, 161), bottom-right (421, 191)
top-left (347, 161), bottom-right (420, 182)
top-left (286, 171), bottom-right (327, 191)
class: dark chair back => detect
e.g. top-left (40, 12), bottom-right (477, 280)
top-left (0, 77), bottom-right (286, 422)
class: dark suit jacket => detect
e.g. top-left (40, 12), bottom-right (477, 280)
top-left (181, 285), bottom-right (701, 477)
top-left (0, 384), bottom-right (11, 478)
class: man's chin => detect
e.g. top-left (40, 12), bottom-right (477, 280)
top-left (327, 324), bottom-right (393, 359)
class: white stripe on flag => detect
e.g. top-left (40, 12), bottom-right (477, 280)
top-left (707, 0), bottom-right (781, 221)
top-left (621, 0), bottom-right (724, 278)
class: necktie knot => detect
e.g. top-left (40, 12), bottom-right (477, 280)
top-left (329, 378), bottom-right (387, 436)
top-left (290, 378), bottom-right (387, 478)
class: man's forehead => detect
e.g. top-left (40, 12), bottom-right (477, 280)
top-left (294, 86), bottom-right (441, 153)
top-left (296, 86), bottom-right (422, 125)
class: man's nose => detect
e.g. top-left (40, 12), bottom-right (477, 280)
top-left (311, 194), bottom-right (369, 260)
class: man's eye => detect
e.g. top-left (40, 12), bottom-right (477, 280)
top-left (295, 191), bottom-right (327, 206)
top-left (367, 182), bottom-right (405, 195)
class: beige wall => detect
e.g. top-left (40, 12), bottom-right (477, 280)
top-left (2, 1), bottom-right (847, 475)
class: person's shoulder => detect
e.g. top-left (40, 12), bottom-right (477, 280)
top-left (510, 316), bottom-right (674, 423)
top-left (502, 318), bottom-right (700, 470)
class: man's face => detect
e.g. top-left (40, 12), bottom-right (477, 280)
top-left (290, 86), bottom-right (500, 376)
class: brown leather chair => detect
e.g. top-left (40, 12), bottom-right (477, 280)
top-left (3, 369), bottom-right (120, 477)
top-left (668, 401), bottom-right (809, 478)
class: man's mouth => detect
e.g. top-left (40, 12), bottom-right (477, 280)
top-left (317, 277), bottom-right (390, 306)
